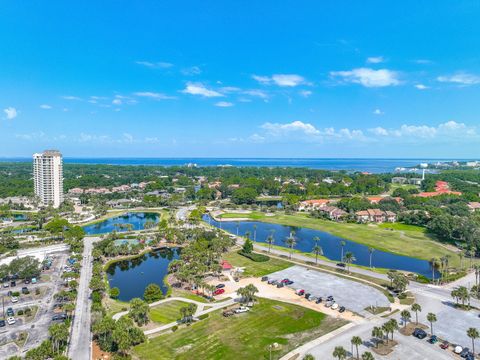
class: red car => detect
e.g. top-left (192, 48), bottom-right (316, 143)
top-left (440, 341), bottom-right (449, 350)
top-left (213, 288), bottom-right (225, 296)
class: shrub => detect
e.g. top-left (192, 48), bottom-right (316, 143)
top-left (237, 250), bottom-right (269, 262)
top-left (171, 325), bottom-right (178, 332)
top-left (35, 288), bottom-right (40, 295)
top-left (17, 309), bottom-right (24, 315)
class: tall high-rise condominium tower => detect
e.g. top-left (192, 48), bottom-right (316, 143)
top-left (33, 150), bottom-right (64, 208)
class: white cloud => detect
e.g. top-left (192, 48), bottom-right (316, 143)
top-left (373, 108), bottom-right (384, 115)
top-left (368, 120), bottom-right (476, 139)
top-left (242, 89), bottom-right (269, 99)
top-left (262, 120), bottom-right (320, 136)
top-left (181, 82), bottom-right (224, 97)
top-left (215, 101), bottom-right (234, 107)
top-left (414, 59), bottom-right (433, 64)
top-left (40, 104), bottom-right (52, 109)
top-left (112, 99), bottom-right (122, 105)
top-left (135, 61), bottom-right (173, 69)
top-left (330, 68), bottom-right (400, 87)
top-left (61, 95), bottom-right (82, 100)
top-left (122, 133), bottom-right (134, 143)
top-left (370, 127), bottom-right (389, 136)
top-left (3, 107), bottom-right (18, 119)
top-left (367, 56), bottom-right (385, 64)
top-left (15, 131), bottom-right (45, 140)
top-left (249, 133), bottom-right (266, 143)
top-left (415, 84), bottom-right (429, 90)
top-left (437, 72), bottom-right (480, 85)
top-left (299, 90), bottom-right (312, 97)
top-left (253, 74), bottom-right (307, 87)
top-left (133, 92), bottom-right (176, 100)
top-left (181, 66), bottom-right (202, 75)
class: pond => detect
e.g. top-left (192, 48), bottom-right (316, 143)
top-left (83, 212), bottom-right (159, 235)
top-left (204, 215), bottom-right (438, 278)
top-left (106, 247), bottom-right (180, 302)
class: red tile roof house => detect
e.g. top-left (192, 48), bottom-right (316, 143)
top-left (355, 209), bottom-right (397, 223)
top-left (468, 202), bottom-right (480, 212)
top-left (220, 260), bottom-right (233, 272)
top-left (318, 206), bottom-right (347, 221)
top-left (298, 199), bottom-right (330, 211)
top-left (367, 196), bottom-right (402, 204)
top-left (415, 181), bottom-right (462, 198)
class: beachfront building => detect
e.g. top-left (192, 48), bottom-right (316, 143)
top-left (33, 150), bottom-right (64, 208)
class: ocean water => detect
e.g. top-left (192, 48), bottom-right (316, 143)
top-left (0, 157), bottom-right (469, 173)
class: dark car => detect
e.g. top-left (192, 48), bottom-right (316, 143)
top-left (24, 279), bottom-right (30, 284)
top-left (276, 282), bottom-right (284, 288)
top-left (0, 320), bottom-right (5, 327)
top-left (440, 341), bottom-right (449, 349)
top-left (10, 281), bottom-right (16, 287)
top-left (413, 328), bottom-right (427, 339)
top-left (465, 353), bottom-right (474, 360)
top-left (304, 293), bottom-right (311, 300)
top-left (267, 279), bottom-right (276, 285)
top-left (428, 335), bottom-right (438, 344)
top-left (315, 297), bottom-right (323, 304)
top-left (326, 295), bottom-right (334, 301)
top-left (336, 263), bottom-right (346, 268)
top-left (261, 276), bottom-right (269, 282)
top-left (52, 313), bottom-right (67, 321)
top-left (6, 308), bottom-right (14, 316)
top-left (339, 306), bottom-right (346, 313)
top-left (460, 347), bottom-right (470, 358)
top-left (216, 284), bottom-right (225, 289)
top-left (286, 280), bottom-right (294, 285)
top-left (22, 287), bottom-right (29, 294)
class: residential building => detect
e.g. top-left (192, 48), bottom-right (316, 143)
top-left (355, 209), bottom-right (397, 223)
top-left (33, 150), bottom-right (64, 208)
top-left (468, 202), bottom-right (480, 212)
top-left (298, 199), bottom-right (330, 211)
top-left (317, 206), bottom-right (347, 221)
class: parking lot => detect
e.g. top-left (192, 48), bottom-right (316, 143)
top-left (268, 265), bottom-right (390, 315)
top-left (0, 251), bottom-right (69, 357)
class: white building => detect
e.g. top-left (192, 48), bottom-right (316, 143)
top-left (33, 150), bottom-right (64, 208)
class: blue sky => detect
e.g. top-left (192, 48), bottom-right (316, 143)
top-left (1, 1), bottom-right (480, 158)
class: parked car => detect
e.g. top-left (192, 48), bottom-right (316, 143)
top-left (460, 347), bottom-right (470, 358)
top-left (336, 263), bottom-right (346, 268)
top-left (31, 277), bottom-right (37, 284)
top-left (270, 280), bottom-right (278, 286)
top-left (10, 281), bottom-right (16, 287)
top-left (281, 278), bottom-right (290, 283)
top-left (439, 341), bottom-right (449, 349)
top-left (295, 289), bottom-right (305, 296)
top-left (235, 307), bottom-right (250, 314)
top-left (11, 296), bottom-right (18, 303)
top-left (412, 328), bottom-right (427, 339)
top-left (428, 335), bottom-right (438, 344)
top-left (465, 353), bottom-right (475, 360)
top-left (216, 284), bottom-right (225, 289)
top-left (339, 306), bottom-right (346, 313)
top-left (454, 346), bottom-right (463, 354)
top-left (213, 288), bottom-right (225, 296)
top-left (223, 310), bottom-right (234, 317)
top-left (0, 320), bottom-right (5, 327)
top-left (331, 303), bottom-right (339, 310)
top-left (6, 317), bottom-right (15, 325)
top-left (267, 279), bottom-right (276, 285)
top-left (52, 313), bottom-right (67, 321)
top-left (3, 283), bottom-right (8, 288)
top-left (326, 295), bottom-right (334, 301)
top-left (308, 296), bottom-right (317, 302)
top-left (22, 287), bottom-right (29, 294)
top-left (24, 279), bottom-right (30, 284)
top-left (6, 308), bottom-right (14, 316)
top-left (304, 293), bottom-right (312, 300)
top-left (325, 301), bottom-right (334, 308)
top-left (261, 276), bottom-right (269, 282)
top-left (315, 297), bottom-right (323, 304)
top-left (276, 282), bottom-right (284, 288)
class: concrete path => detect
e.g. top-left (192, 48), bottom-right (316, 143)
top-left (68, 237), bottom-right (99, 360)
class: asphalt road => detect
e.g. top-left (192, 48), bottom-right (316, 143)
top-left (68, 237), bottom-right (97, 360)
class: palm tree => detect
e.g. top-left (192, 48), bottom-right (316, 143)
top-left (332, 346), bottom-right (347, 360)
top-left (368, 247), bottom-right (375, 268)
top-left (459, 252), bottom-right (464, 270)
top-left (302, 355), bottom-right (315, 360)
top-left (351, 336), bottom-right (362, 359)
top-left (382, 323), bottom-right (391, 344)
top-left (371, 326), bottom-right (383, 348)
top-left (361, 352), bottom-right (375, 360)
top-left (253, 224), bottom-right (257, 242)
top-left (387, 319), bottom-right (398, 341)
top-left (411, 303), bottom-right (422, 325)
top-left (343, 251), bottom-right (356, 272)
top-left (430, 257), bottom-right (437, 284)
top-left (467, 327), bottom-right (479, 355)
top-left (426, 312), bottom-right (437, 335)
top-left (266, 234), bottom-right (275, 253)
top-left (312, 244), bottom-right (323, 264)
top-left (285, 233), bottom-right (297, 259)
top-left (340, 240), bottom-right (346, 261)
top-left (400, 310), bottom-right (411, 328)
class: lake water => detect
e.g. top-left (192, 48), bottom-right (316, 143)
top-left (204, 215), bottom-right (438, 278)
top-left (82, 212), bottom-right (159, 235)
top-left (106, 247), bottom-right (180, 302)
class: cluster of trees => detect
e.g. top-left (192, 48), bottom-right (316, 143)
top-left (0, 256), bottom-right (40, 280)
top-left (386, 271), bottom-right (410, 292)
top-left (168, 230), bottom-right (234, 291)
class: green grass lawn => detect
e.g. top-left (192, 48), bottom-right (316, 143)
top-left (219, 212), bottom-right (461, 267)
top-left (133, 298), bottom-right (347, 360)
top-left (149, 300), bottom-right (189, 325)
top-left (222, 251), bottom-right (292, 277)
top-left (218, 212), bottom-right (265, 220)
top-left (377, 222), bottom-right (425, 232)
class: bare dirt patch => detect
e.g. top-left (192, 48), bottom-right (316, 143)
top-left (92, 341), bottom-right (112, 360)
top-left (371, 340), bottom-right (398, 356)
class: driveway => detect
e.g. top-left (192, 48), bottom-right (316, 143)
top-left (268, 265), bottom-right (390, 315)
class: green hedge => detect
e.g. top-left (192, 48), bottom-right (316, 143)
top-left (197, 313), bottom-right (209, 320)
top-left (237, 250), bottom-right (270, 262)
